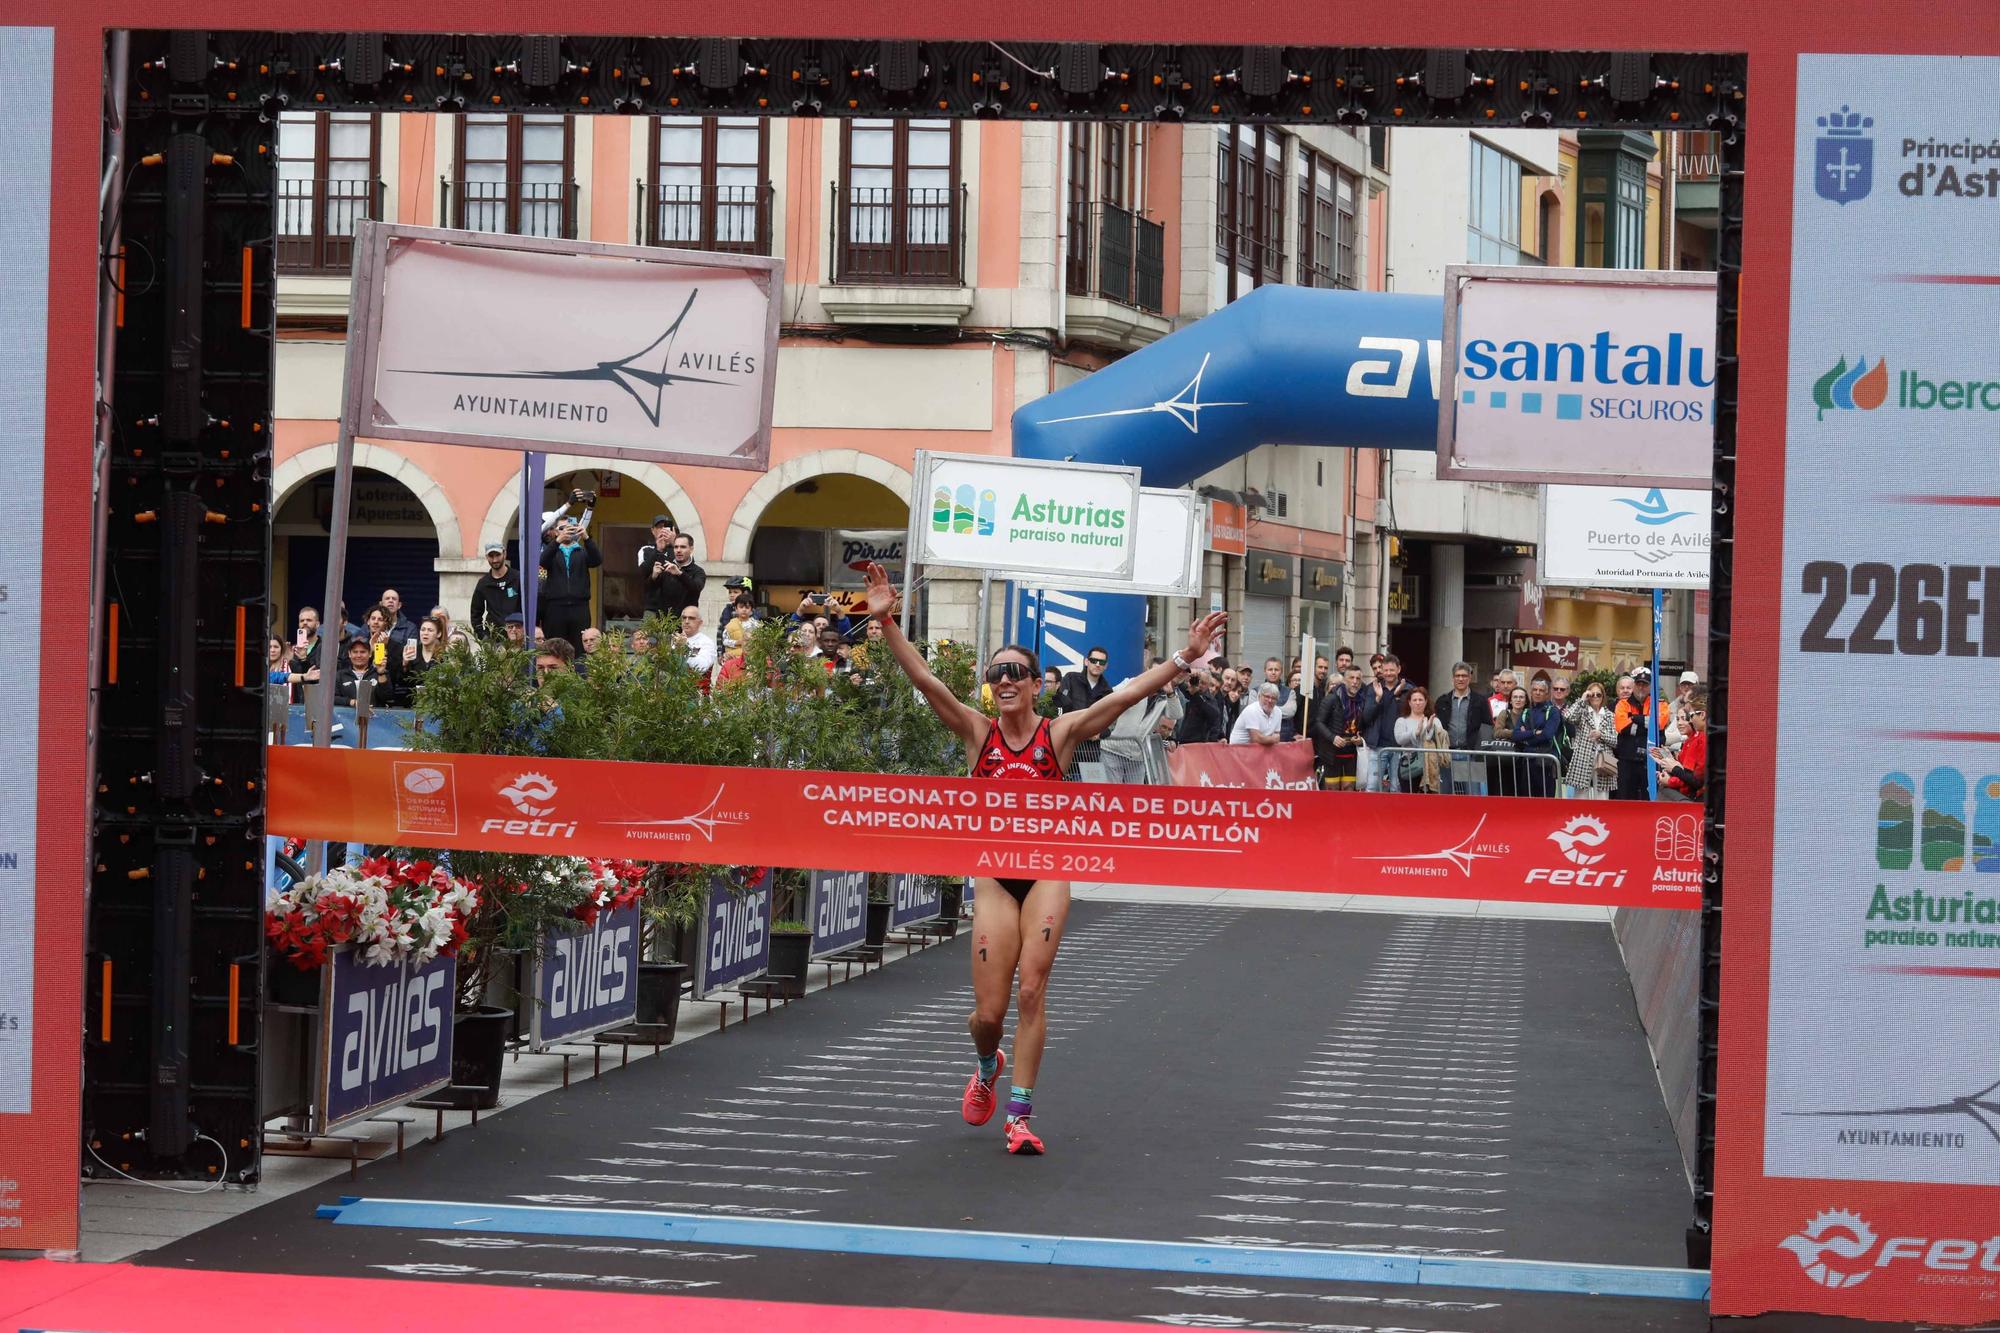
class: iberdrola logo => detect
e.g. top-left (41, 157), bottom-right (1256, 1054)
top-left (1811, 355), bottom-right (1888, 420)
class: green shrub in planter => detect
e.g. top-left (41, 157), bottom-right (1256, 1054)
top-left (367, 618), bottom-right (981, 994)
top-left (768, 920), bottom-right (812, 999)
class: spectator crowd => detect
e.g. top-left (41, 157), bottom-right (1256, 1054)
top-left (277, 486), bottom-right (1705, 803)
top-left (1042, 643), bottom-right (1707, 803)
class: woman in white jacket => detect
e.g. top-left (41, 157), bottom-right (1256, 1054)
top-left (1562, 681), bottom-right (1618, 799)
top-left (1391, 687), bottom-right (1450, 793)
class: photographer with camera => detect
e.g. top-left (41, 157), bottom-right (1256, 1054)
top-left (540, 485), bottom-right (596, 542)
top-left (640, 517), bottom-right (707, 617)
top-left (538, 514), bottom-right (602, 655)
top-left (786, 589), bottom-right (851, 639)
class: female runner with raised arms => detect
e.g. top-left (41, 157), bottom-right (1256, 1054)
top-left (858, 561), bottom-right (1227, 1155)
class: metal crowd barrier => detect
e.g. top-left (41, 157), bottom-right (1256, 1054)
top-left (1369, 746), bottom-right (1562, 796)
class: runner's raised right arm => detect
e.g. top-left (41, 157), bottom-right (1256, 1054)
top-left (858, 562), bottom-right (987, 746)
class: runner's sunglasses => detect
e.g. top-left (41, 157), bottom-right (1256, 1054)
top-left (984, 661), bottom-right (1035, 685)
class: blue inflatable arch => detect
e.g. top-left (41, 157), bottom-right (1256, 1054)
top-left (1007, 286), bottom-right (1446, 678)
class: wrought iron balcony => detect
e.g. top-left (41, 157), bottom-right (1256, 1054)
top-left (831, 182), bottom-right (966, 286)
top-left (440, 177), bottom-right (578, 239)
top-left (1067, 202), bottom-right (1166, 313)
top-left (638, 180), bottom-right (773, 255)
top-left (275, 176), bottom-right (383, 274)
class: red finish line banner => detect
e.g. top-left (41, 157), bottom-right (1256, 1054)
top-left (269, 747), bottom-right (1699, 910)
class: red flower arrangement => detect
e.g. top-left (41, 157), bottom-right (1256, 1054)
top-left (265, 857), bottom-right (481, 971)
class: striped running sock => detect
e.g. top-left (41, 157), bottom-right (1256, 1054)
top-left (977, 1051), bottom-right (999, 1084)
top-left (1006, 1086), bottom-right (1033, 1123)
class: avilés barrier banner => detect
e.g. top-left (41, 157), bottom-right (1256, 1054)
top-left (694, 873), bottom-right (770, 999)
top-left (808, 869), bottom-right (869, 959)
top-left (269, 747), bottom-right (1698, 911)
top-left (1166, 739), bottom-right (1316, 791)
top-left (529, 905), bottom-right (639, 1049)
top-left (889, 872), bottom-right (943, 930)
top-left (318, 948), bottom-right (454, 1131)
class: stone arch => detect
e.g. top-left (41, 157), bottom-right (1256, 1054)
top-left (721, 450), bottom-right (914, 566)
top-left (475, 454), bottom-right (709, 560)
top-left (271, 442), bottom-right (462, 558)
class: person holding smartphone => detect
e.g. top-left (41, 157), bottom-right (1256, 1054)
top-left (1651, 697), bottom-right (1707, 802)
top-left (856, 560), bottom-right (1225, 1157)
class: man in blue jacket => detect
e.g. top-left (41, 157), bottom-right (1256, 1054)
top-left (1357, 653), bottom-right (1413, 792)
top-left (1510, 671), bottom-right (1564, 797)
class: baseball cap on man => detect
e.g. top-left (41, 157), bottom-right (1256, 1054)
top-left (483, 541), bottom-right (504, 555)
top-left (503, 612), bottom-right (526, 625)
top-left (1677, 670), bottom-right (1701, 687)
top-left (650, 514), bottom-right (674, 529)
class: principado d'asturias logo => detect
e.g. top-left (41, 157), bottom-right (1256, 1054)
top-left (1814, 105), bottom-right (1875, 205)
top-left (1814, 101), bottom-right (2000, 204)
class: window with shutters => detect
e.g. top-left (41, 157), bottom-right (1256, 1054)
top-left (451, 113), bottom-right (575, 238)
top-left (1297, 147), bottom-right (1359, 289)
top-left (836, 119), bottom-right (963, 284)
top-left (1066, 125), bottom-right (1162, 312)
top-left (275, 112), bottom-right (381, 274)
top-left (646, 116), bottom-right (771, 253)
top-left (1214, 125), bottom-right (1287, 302)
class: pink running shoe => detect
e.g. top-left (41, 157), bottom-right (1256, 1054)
top-left (1005, 1117), bottom-right (1044, 1155)
top-left (961, 1049), bottom-right (1005, 1125)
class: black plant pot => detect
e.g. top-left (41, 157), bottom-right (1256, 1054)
top-left (768, 932), bottom-right (811, 999)
top-left (436, 1004), bottom-right (511, 1110)
top-left (936, 885), bottom-right (964, 938)
top-left (268, 961), bottom-right (321, 1008)
top-left (632, 960), bottom-right (689, 1042)
top-left (866, 900), bottom-right (892, 948)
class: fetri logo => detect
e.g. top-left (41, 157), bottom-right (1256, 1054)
top-left (500, 771), bottom-right (558, 818)
top-left (1811, 355), bottom-right (1889, 419)
top-left (483, 771), bottom-right (576, 839)
top-left (1780, 1209), bottom-right (1878, 1289)
top-left (1778, 1208), bottom-right (2000, 1288)
top-left (1526, 815), bottom-right (1625, 890)
top-left (1548, 815), bottom-right (1610, 866)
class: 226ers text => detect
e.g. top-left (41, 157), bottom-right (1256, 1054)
top-left (1799, 562), bottom-right (2000, 657)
